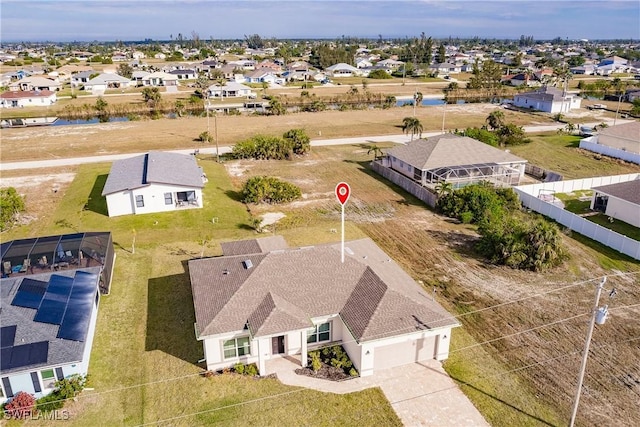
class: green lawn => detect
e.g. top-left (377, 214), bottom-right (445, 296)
top-left (508, 134), bottom-right (640, 179)
top-left (13, 157), bottom-right (400, 427)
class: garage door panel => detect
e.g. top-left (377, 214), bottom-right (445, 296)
top-left (374, 337), bottom-right (436, 371)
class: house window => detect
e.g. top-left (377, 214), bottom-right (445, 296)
top-left (41, 369), bottom-right (56, 389)
top-left (307, 322), bottom-right (331, 344)
top-left (223, 337), bottom-right (251, 359)
top-left (135, 195), bottom-right (144, 207)
top-left (164, 192), bottom-right (173, 205)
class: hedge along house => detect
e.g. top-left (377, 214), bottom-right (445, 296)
top-left (384, 133), bottom-right (528, 189)
top-left (0, 232), bottom-right (115, 402)
top-left (102, 151), bottom-right (207, 217)
top-left (189, 236), bottom-right (459, 377)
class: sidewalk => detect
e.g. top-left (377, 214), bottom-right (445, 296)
top-left (267, 357), bottom-right (489, 426)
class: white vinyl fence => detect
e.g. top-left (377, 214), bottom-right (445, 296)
top-left (370, 161), bottom-right (438, 207)
top-left (515, 174), bottom-right (640, 260)
top-left (579, 140), bottom-right (640, 165)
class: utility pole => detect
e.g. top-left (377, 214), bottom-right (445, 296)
top-left (214, 112), bottom-right (219, 163)
top-left (569, 277), bottom-right (609, 427)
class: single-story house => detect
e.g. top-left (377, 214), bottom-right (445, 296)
top-left (384, 134), bottom-right (528, 188)
top-left (355, 58), bottom-right (373, 69)
top-left (189, 236), bottom-right (459, 377)
top-left (0, 90), bottom-right (57, 108)
top-left (131, 70), bottom-right (150, 86)
top-left (513, 85), bottom-right (581, 113)
top-left (0, 232), bottom-right (115, 403)
top-left (570, 65), bottom-right (596, 75)
top-left (140, 71), bottom-right (179, 87)
top-left (70, 70), bottom-right (96, 87)
top-left (243, 69), bottom-right (277, 84)
top-left (590, 179), bottom-right (640, 228)
top-left (206, 81), bottom-right (256, 99)
top-left (325, 63), bottom-right (362, 77)
top-left (579, 122), bottom-right (640, 164)
top-left (428, 62), bottom-right (461, 75)
top-left (83, 73), bottom-right (133, 95)
top-left (9, 76), bottom-right (60, 92)
top-left (101, 152), bottom-right (206, 217)
top-left (505, 73), bottom-right (542, 87)
top-left (376, 59), bottom-right (404, 70)
top-left (168, 69), bottom-right (198, 80)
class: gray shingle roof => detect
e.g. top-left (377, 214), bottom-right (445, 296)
top-left (220, 235), bottom-right (288, 256)
top-left (102, 151), bottom-right (204, 196)
top-left (592, 179), bottom-right (640, 205)
top-left (386, 133), bottom-right (526, 171)
top-left (0, 267), bottom-right (102, 375)
top-left (516, 85), bottom-right (565, 102)
top-left (189, 238), bottom-right (458, 342)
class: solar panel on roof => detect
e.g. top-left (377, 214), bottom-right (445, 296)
top-left (34, 275), bottom-right (74, 325)
top-left (57, 271), bottom-right (98, 342)
top-left (0, 325), bottom-right (16, 348)
top-left (1, 341), bottom-right (49, 370)
top-left (11, 278), bottom-right (48, 309)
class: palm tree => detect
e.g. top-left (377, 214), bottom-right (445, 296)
top-left (215, 77), bottom-right (227, 102)
top-left (435, 181), bottom-right (453, 197)
top-left (485, 110), bottom-right (505, 131)
top-left (367, 144), bottom-right (384, 161)
top-left (413, 91), bottom-right (423, 116)
top-left (402, 117), bottom-right (423, 141)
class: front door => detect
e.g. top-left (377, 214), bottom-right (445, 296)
top-left (271, 335), bottom-right (285, 355)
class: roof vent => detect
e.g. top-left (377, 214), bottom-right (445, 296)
top-left (242, 259), bottom-right (253, 269)
top-left (222, 269), bottom-right (230, 275)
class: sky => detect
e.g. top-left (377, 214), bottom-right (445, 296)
top-left (1, 0), bottom-right (639, 43)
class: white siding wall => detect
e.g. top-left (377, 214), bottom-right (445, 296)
top-left (389, 156), bottom-right (415, 181)
top-left (605, 197), bottom-right (640, 228)
top-left (105, 184), bottom-right (203, 217)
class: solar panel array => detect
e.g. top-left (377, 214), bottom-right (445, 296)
top-left (10, 270), bottom-right (99, 343)
top-left (0, 341), bottom-right (49, 371)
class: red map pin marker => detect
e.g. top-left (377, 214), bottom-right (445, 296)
top-left (335, 182), bottom-right (350, 205)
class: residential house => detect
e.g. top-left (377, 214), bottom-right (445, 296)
top-left (376, 59), bottom-right (404, 70)
top-left (325, 63), bottom-right (362, 77)
top-left (428, 62), bottom-right (461, 75)
top-left (101, 152), bottom-right (206, 217)
top-left (355, 58), bottom-right (373, 69)
top-left (228, 60), bottom-right (256, 70)
top-left (0, 232), bottom-right (115, 403)
top-left (0, 90), bottom-right (57, 108)
top-left (71, 71), bottom-right (96, 88)
top-left (570, 65), bottom-right (597, 75)
top-left (256, 60), bottom-right (283, 73)
top-left (83, 73), bottom-right (133, 95)
top-left (513, 86), bottom-right (581, 113)
top-left (168, 69), bottom-right (198, 80)
top-left (206, 81), bottom-right (256, 99)
top-left (131, 70), bottom-right (150, 86)
top-left (219, 64), bottom-right (238, 80)
top-left (9, 76), bottom-right (60, 92)
top-left (189, 236), bottom-right (459, 377)
top-left (140, 71), bottom-right (179, 88)
top-left (384, 134), bottom-right (528, 188)
top-left (590, 179), bottom-right (640, 228)
top-left (579, 121), bottom-right (640, 164)
top-left (243, 69), bottom-right (277, 84)
top-left (504, 73), bottom-right (542, 87)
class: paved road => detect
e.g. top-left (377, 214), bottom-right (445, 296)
top-left (0, 119), bottom-right (630, 171)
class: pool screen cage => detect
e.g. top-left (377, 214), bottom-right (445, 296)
top-left (424, 163), bottom-right (521, 189)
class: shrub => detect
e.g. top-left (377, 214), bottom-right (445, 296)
top-left (310, 351), bottom-right (322, 372)
top-left (241, 176), bottom-right (301, 204)
top-left (245, 363), bottom-right (258, 376)
top-left (54, 374), bottom-right (87, 400)
top-left (234, 363), bottom-right (245, 374)
top-left (458, 127), bottom-right (499, 147)
top-left (282, 128), bottom-right (311, 155)
top-left (198, 131), bottom-right (212, 143)
top-left (349, 368), bottom-right (358, 377)
top-left (36, 393), bottom-right (64, 412)
top-left (368, 69), bottom-right (392, 79)
top-left (0, 187), bottom-right (26, 231)
top-left (4, 392), bottom-right (36, 419)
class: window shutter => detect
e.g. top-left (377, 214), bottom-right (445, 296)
top-left (1, 377), bottom-right (13, 397)
top-left (31, 372), bottom-right (42, 393)
top-left (55, 367), bottom-right (64, 381)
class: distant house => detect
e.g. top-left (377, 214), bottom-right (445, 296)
top-left (189, 236), bottom-right (459, 377)
top-left (101, 152), bottom-right (206, 217)
top-left (141, 71), bottom-right (179, 88)
top-left (513, 86), bottom-right (581, 113)
top-left (70, 70), bottom-right (96, 88)
top-left (579, 122), bottom-right (640, 164)
top-left (428, 62), bottom-right (461, 75)
top-left (243, 69), bottom-right (277, 84)
top-left (591, 179), bottom-right (640, 228)
top-left (168, 69), bottom-right (198, 80)
top-left (83, 73), bottom-right (133, 95)
top-left (376, 59), bottom-right (404, 70)
top-left (570, 65), bottom-right (596, 75)
top-left (355, 58), bottom-right (373, 69)
top-left (0, 90), bottom-right (57, 108)
top-left (206, 81), bottom-right (256, 99)
top-left (9, 76), bottom-right (60, 92)
top-left (131, 70), bottom-right (150, 86)
top-left (0, 232), bottom-right (115, 403)
top-left (325, 63), bottom-right (362, 77)
top-left (505, 73), bottom-right (542, 87)
top-left (384, 134), bottom-right (528, 188)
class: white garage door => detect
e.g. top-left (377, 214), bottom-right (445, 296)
top-left (373, 337), bottom-right (436, 371)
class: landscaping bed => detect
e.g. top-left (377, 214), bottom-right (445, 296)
top-left (295, 345), bottom-right (359, 381)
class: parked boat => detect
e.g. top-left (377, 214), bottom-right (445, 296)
top-left (0, 117), bottom-right (58, 128)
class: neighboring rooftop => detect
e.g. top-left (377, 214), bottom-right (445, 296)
top-left (189, 237), bottom-right (458, 342)
top-left (597, 122), bottom-right (640, 154)
top-left (386, 133), bottom-right (527, 170)
top-left (101, 151), bottom-right (205, 196)
top-left (592, 179), bottom-right (640, 205)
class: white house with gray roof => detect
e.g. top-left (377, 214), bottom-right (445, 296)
top-left (591, 179), bottom-right (640, 228)
top-left (189, 236), bottom-right (459, 377)
top-left (513, 85), bottom-right (581, 113)
top-left (83, 73), bottom-right (133, 95)
top-left (101, 152), bottom-right (206, 217)
top-left (579, 122), bottom-right (640, 164)
top-left (385, 133), bottom-right (528, 188)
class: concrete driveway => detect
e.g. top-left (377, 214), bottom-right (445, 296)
top-left (266, 357), bottom-right (489, 426)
